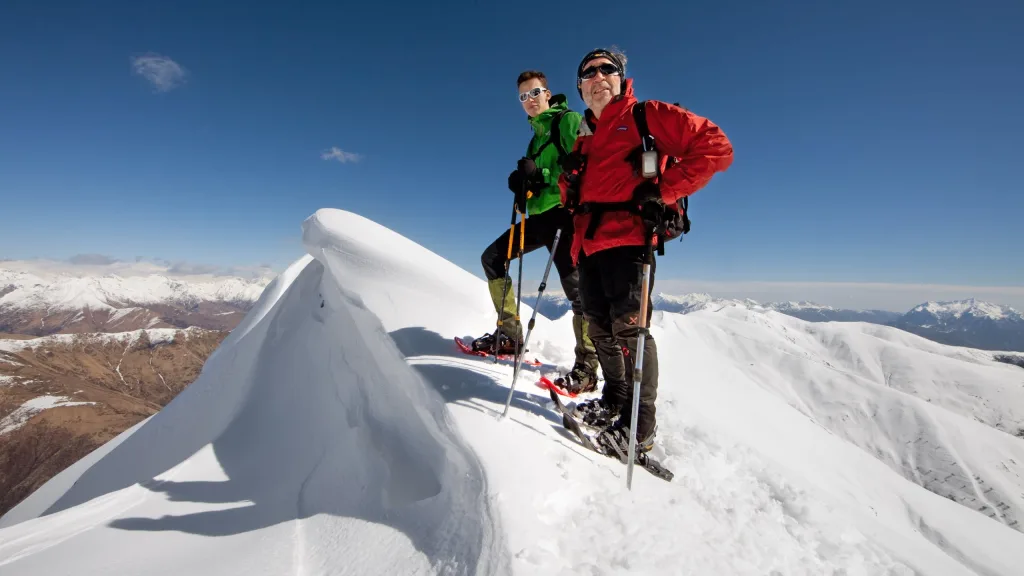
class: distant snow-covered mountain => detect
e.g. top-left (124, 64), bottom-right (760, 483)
top-left (890, 298), bottom-right (1024, 352)
top-left (524, 291), bottom-right (751, 320)
top-left (0, 268), bottom-right (270, 336)
top-left (521, 292), bottom-right (573, 320)
top-left (526, 291), bottom-right (895, 324)
top-left (500, 292), bottom-right (1024, 353)
top-left (656, 292), bottom-right (757, 314)
top-left (764, 301), bottom-right (902, 324)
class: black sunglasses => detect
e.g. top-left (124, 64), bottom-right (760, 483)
top-left (580, 63), bottom-right (621, 80)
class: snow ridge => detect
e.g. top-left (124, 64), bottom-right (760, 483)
top-left (2, 209), bottom-right (1023, 575)
top-left (0, 231), bottom-right (508, 574)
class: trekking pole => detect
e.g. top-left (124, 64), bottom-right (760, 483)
top-left (513, 206), bottom-right (526, 359)
top-left (626, 230), bottom-right (657, 490)
top-left (495, 190), bottom-right (531, 363)
top-left (494, 200), bottom-right (519, 364)
top-left (501, 227), bottom-right (561, 419)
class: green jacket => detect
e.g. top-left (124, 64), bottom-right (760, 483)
top-left (523, 95), bottom-right (582, 216)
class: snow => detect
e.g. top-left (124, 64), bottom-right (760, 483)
top-left (0, 269), bottom-right (269, 313)
top-left (653, 291), bottom-right (753, 314)
top-left (0, 417), bottom-right (153, 528)
top-left (2, 208), bottom-right (1024, 575)
top-left (0, 395), bottom-right (97, 434)
top-left (106, 306), bottom-right (141, 325)
top-left (767, 300), bottom-right (837, 312)
top-left (912, 298), bottom-right (1022, 322)
top-left (0, 327), bottom-right (199, 355)
top-left (665, 308), bottom-right (1024, 527)
top-left (0, 325), bottom-right (200, 352)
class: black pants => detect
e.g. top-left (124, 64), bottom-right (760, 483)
top-left (578, 245), bottom-right (658, 440)
top-left (480, 207), bottom-right (582, 316)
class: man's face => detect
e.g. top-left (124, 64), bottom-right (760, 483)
top-left (579, 57), bottom-right (622, 110)
top-left (519, 78), bottom-right (551, 118)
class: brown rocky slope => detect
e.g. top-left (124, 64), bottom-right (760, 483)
top-left (0, 328), bottom-right (226, 517)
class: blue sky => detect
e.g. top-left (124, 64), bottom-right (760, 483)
top-left (1, 0), bottom-right (1022, 308)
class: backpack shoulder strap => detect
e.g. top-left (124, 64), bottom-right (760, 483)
top-left (631, 100), bottom-right (654, 151)
top-left (529, 109), bottom-right (569, 160)
top-left (549, 109), bottom-right (569, 157)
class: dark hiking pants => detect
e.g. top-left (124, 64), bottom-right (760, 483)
top-left (577, 245), bottom-right (659, 441)
top-left (480, 207), bottom-right (596, 370)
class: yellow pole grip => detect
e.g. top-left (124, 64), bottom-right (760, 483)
top-left (506, 221), bottom-right (515, 260)
top-left (519, 210), bottom-right (526, 253)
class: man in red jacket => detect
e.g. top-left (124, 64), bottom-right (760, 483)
top-left (559, 48), bottom-right (733, 455)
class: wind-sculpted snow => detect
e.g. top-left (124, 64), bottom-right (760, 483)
top-left (3, 208), bottom-right (1024, 575)
top-left (0, 242), bottom-right (508, 574)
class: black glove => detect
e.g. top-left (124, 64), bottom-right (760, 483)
top-left (560, 151), bottom-right (585, 174)
top-left (508, 157), bottom-right (544, 193)
top-left (633, 181), bottom-right (664, 232)
top-left (517, 157), bottom-right (538, 179)
top-left (507, 169), bottom-right (525, 195)
top-left (508, 157), bottom-right (545, 212)
top-left (633, 180), bottom-right (662, 204)
top-left (564, 185), bottom-right (580, 212)
top-left (505, 171), bottom-right (527, 213)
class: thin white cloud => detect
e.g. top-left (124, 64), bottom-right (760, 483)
top-left (320, 146), bottom-right (361, 163)
top-left (68, 253), bottom-right (119, 266)
top-left (131, 53), bottom-right (187, 92)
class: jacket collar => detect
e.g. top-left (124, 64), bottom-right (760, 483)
top-left (528, 94), bottom-right (569, 135)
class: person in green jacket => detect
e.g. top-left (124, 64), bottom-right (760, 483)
top-left (470, 70), bottom-right (600, 393)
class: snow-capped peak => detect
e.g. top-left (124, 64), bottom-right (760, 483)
top-left (766, 300), bottom-right (837, 312)
top-left (653, 292), bottom-right (754, 314)
top-left (910, 298), bottom-right (1021, 322)
top-left (0, 270), bottom-right (270, 312)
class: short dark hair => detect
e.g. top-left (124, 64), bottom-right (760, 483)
top-left (516, 70), bottom-right (548, 88)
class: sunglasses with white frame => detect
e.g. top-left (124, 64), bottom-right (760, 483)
top-left (518, 86), bottom-right (548, 102)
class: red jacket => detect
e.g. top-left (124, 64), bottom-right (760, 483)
top-left (559, 79), bottom-right (733, 263)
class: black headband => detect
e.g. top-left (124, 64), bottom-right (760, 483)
top-left (577, 49), bottom-right (623, 81)
top-left (576, 49), bottom-right (625, 99)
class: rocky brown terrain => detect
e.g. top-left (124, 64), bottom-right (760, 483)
top-left (0, 328), bottom-right (228, 517)
top-left (0, 264), bottom-right (268, 517)
top-left (0, 301), bottom-right (249, 336)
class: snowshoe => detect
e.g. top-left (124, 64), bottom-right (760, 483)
top-left (537, 364), bottom-right (599, 398)
top-left (454, 336), bottom-right (541, 367)
top-left (563, 363), bottom-right (599, 395)
top-left (468, 330), bottom-right (523, 356)
top-left (595, 420), bottom-right (656, 457)
top-left (536, 376), bottom-right (578, 398)
top-left (547, 387), bottom-right (673, 482)
top-left (571, 398), bottom-right (621, 429)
